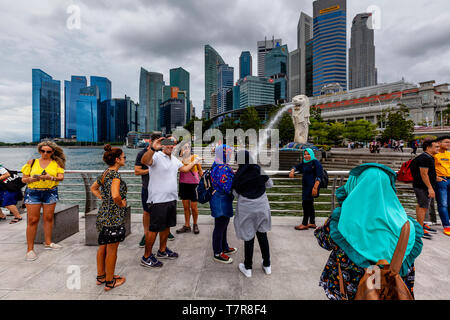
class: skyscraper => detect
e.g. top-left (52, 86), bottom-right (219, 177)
top-left (289, 49), bottom-right (300, 99)
top-left (312, 0), bottom-right (347, 96)
top-left (239, 76), bottom-right (275, 109)
top-left (159, 98), bottom-right (186, 134)
top-left (217, 64), bottom-right (234, 115)
top-left (32, 69), bottom-right (61, 142)
top-left (265, 44), bottom-right (289, 104)
top-left (239, 51), bottom-right (252, 79)
top-left (170, 67), bottom-right (190, 120)
top-left (297, 12), bottom-right (313, 96)
top-left (64, 76), bottom-right (87, 139)
top-left (76, 86), bottom-right (100, 142)
top-left (257, 37), bottom-right (282, 77)
top-left (139, 67), bottom-right (164, 132)
top-left (349, 13), bottom-right (377, 90)
top-left (204, 45), bottom-right (225, 119)
top-left (305, 39), bottom-right (314, 97)
top-left (90, 76), bottom-right (111, 102)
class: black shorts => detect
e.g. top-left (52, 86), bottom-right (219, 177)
top-left (149, 200), bottom-right (177, 232)
top-left (141, 187), bottom-right (151, 213)
top-left (179, 183), bottom-right (198, 202)
top-left (414, 187), bottom-right (432, 209)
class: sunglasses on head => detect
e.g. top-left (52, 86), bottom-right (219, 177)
top-left (40, 150), bottom-right (53, 154)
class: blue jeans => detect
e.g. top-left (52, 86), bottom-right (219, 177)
top-left (435, 179), bottom-right (450, 227)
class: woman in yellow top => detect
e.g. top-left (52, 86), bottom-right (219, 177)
top-left (21, 141), bottom-right (65, 261)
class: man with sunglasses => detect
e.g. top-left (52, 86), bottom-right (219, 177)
top-left (140, 136), bottom-right (201, 268)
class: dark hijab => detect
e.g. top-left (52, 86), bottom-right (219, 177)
top-left (232, 150), bottom-right (269, 199)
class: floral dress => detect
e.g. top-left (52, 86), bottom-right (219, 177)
top-left (96, 170), bottom-right (127, 233)
top-left (314, 218), bottom-right (415, 300)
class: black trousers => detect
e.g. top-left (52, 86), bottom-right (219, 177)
top-left (244, 232), bottom-right (270, 270)
top-left (212, 216), bottom-right (230, 255)
top-left (301, 199), bottom-right (315, 226)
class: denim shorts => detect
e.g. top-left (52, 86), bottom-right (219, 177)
top-left (24, 187), bottom-right (59, 205)
top-left (0, 190), bottom-right (23, 207)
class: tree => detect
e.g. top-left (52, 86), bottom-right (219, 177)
top-left (327, 122), bottom-right (345, 145)
top-left (310, 106), bottom-right (323, 122)
top-left (309, 119), bottom-right (329, 144)
top-left (219, 116), bottom-right (237, 132)
top-left (343, 120), bottom-right (378, 142)
top-left (239, 106), bottom-right (262, 131)
top-left (381, 104), bottom-right (415, 141)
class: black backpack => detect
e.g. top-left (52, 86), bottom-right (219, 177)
top-left (196, 169), bottom-right (213, 204)
top-left (312, 161), bottom-right (329, 189)
top-left (1, 169), bottom-right (26, 192)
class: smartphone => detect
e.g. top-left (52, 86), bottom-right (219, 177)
top-left (161, 139), bottom-right (175, 146)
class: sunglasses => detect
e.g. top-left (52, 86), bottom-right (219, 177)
top-left (40, 150), bottom-right (53, 154)
top-left (121, 156), bottom-right (127, 159)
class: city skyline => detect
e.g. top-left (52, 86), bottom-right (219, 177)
top-left (1, 0), bottom-right (450, 142)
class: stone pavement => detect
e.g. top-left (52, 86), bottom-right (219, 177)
top-left (0, 213), bottom-right (449, 300)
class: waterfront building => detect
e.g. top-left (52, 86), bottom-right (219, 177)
top-left (139, 67), bottom-right (164, 132)
top-left (32, 69), bottom-right (61, 142)
top-left (265, 44), bottom-right (289, 104)
top-left (239, 51), bottom-right (252, 79)
top-left (312, 0), bottom-right (347, 96)
top-left (64, 76), bottom-right (87, 139)
top-left (90, 76), bottom-right (111, 102)
top-left (239, 76), bottom-right (275, 109)
top-left (160, 98), bottom-right (186, 134)
top-left (170, 67), bottom-right (190, 120)
top-left (76, 86), bottom-right (100, 142)
top-left (349, 12), bottom-right (377, 90)
top-left (204, 45), bottom-right (225, 119)
top-left (217, 64), bottom-right (234, 115)
top-left (257, 37), bottom-right (282, 77)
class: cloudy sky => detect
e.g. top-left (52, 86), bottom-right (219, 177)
top-left (1, 0), bottom-right (449, 142)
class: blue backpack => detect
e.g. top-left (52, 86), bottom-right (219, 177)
top-left (196, 169), bottom-right (213, 204)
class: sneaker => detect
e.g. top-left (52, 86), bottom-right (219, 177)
top-left (422, 230), bottom-right (433, 240)
top-left (168, 232), bottom-right (175, 241)
top-left (140, 254), bottom-right (163, 268)
top-left (262, 263), bottom-right (272, 275)
top-left (213, 253), bottom-right (233, 264)
top-left (423, 224), bottom-right (437, 233)
top-left (44, 242), bottom-right (62, 250)
top-left (176, 225), bottom-right (191, 234)
top-left (25, 250), bottom-right (37, 261)
top-left (444, 227), bottom-right (450, 236)
top-left (139, 235), bottom-right (146, 248)
top-left (239, 263), bottom-right (252, 278)
top-left (223, 247), bottom-right (238, 255)
top-left (193, 224), bottom-right (200, 234)
top-left (157, 248), bottom-right (179, 260)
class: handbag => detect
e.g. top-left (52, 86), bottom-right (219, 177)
top-left (1, 169), bottom-right (26, 192)
top-left (98, 225), bottom-right (126, 244)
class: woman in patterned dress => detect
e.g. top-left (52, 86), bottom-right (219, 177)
top-left (90, 145), bottom-right (127, 291)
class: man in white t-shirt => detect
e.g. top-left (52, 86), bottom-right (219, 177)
top-left (140, 136), bottom-right (200, 268)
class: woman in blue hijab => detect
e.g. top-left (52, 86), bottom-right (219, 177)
top-left (289, 148), bottom-right (323, 230)
top-left (314, 163), bottom-right (423, 300)
top-left (210, 144), bottom-right (237, 264)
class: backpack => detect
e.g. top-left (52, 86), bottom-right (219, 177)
top-left (1, 169), bottom-right (26, 192)
top-left (397, 159), bottom-right (414, 183)
top-left (312, 161), bottom-right (329, 189)
top-left (338, 222), bottom-right (414, 300)
top-left (196, 169), bottom-right (213, 204)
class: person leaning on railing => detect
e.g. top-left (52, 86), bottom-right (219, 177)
top-left (21, 141), bottom-right (65, 261)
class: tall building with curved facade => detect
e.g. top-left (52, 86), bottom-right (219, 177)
top-left (312, 0), bottom-right (347, 96)
top-left (139, 67), bottom-right (164, 132)
top-left (204, 45), bottom-right (225, 119)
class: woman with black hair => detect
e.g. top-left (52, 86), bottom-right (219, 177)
top-left (232, 150), bottom-right (272, 278)
top-left (90, 145), bottom-right (127, 291)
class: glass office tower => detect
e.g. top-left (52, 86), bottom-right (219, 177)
top-left (32, 69), bottom-right (61, 142)
top-left (204, 45), bottom-right (225, 119)
top-left (239, 51), bottom-right (252, 79)
top-left (312, 0), bottom-right (347, 96)
top-left (76, 86), bottom-right (100, 142)
top-left (139, 67), bottom-right (164, 132)
top-left (265, 44), bottom-right (289, 104)
top-left (170, 67), bottom-right (190, 120)
top-left (239, 76), bottom-right (275, 109)
top-left (217, 64), bottom-right (234, 115)
top-left (90, 76), bottom-right (111, 102)
top-left (64, 76), bottom-right (87, 139)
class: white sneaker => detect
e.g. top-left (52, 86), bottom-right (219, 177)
top-left (239, 263), bottom-right (252, 278)
top-left (26, 250), bottom-right (38, 261)
top-left (44, 242), bottom-right (62, 250)
top-left (262, 263), bottom-right (271, 275)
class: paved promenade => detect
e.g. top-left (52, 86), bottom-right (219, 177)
top-left (0, 213), bottom-right (449, 300)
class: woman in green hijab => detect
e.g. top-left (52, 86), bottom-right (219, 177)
top-left (289, 148), bottom-right (323, 230)
top-left (314, 163), bottom-right (423, 300)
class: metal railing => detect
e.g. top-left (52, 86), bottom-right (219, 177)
top-left (54, 170), bottom-right (419, 218)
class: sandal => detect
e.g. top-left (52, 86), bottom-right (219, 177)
top-left (10, 217), bottom-right (22, 224)
top-left (96, 274), bottom-right (121, 285)
top-left (104, 276), bottom-right (126, 291)
top-left (0, 216), bottom-right (6, 221)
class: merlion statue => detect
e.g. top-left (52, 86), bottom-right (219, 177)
top-left (291, 95), bottom-right (310, 144)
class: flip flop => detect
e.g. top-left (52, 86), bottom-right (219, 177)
top-left (9, 217), bottom-right (22, 224)
top-left (0, 216), bottom-right (6, 221)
